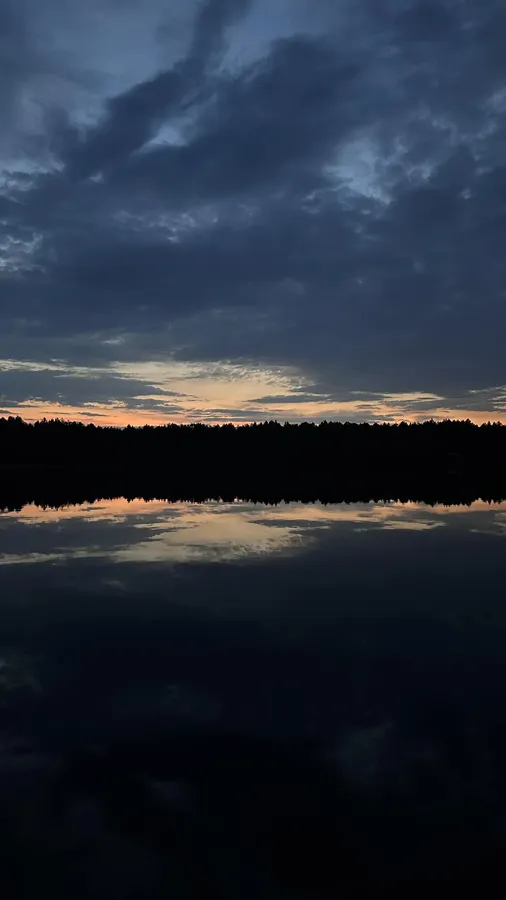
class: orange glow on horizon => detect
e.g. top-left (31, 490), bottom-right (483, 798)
top-left (3, 396), bottom-right (506, 428)
top-left (3, 402), bottom-right (193, 428)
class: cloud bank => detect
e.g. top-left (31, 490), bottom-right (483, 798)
top-left (1, 0), bottom-right (506, 423)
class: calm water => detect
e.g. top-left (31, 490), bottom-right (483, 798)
top-left (1, 498), bottom-right (506, 896)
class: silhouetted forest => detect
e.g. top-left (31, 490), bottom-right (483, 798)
top-left (2, 415), bottom-right (506, 509)
top-left (3, 415), bottom-right (506, 470)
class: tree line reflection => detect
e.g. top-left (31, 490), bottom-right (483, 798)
top-left (2, 415), bottom-right (506, 511)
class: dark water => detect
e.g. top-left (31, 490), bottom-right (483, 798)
top-left (1, 497), bottom-right (506, 896)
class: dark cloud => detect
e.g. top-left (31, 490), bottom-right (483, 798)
top-left (1, 0), bottom-right (506, 417)
top-left (107, 36), bottom-right (357, 203)
top-left (0, 1), bottom-right (39, 133)
top-left (0, 367), bottom-right (186, 410)
top-left (62, 0), bottom-right (254, 179)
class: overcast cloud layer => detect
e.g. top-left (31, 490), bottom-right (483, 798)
top-left (1, 0), bottom-right (506, 424)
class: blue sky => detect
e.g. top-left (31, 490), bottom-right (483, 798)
top-left (1, 0), bottom-right (506, 425)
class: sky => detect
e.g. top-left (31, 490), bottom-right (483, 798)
top-left (1, 0), bottom-right (506, 426)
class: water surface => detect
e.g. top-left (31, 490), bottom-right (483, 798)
top-left (1, 498), bottom-right (506, 895)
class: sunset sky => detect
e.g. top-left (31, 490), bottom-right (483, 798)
top-left (1, 0), bottom-right (506, 426)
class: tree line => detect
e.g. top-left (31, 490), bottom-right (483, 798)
top-left (1, 415), bottom-right (506, 509)
top-left (1, 414), bottom-right (505, 469)
top-left (1, 415), bottom-right (505, 469)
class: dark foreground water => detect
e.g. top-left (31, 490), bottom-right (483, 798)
top-left (1, 497), bottom-right (506, 897)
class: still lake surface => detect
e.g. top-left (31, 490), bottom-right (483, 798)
top-left (1, 497), bottom-right (506, 895)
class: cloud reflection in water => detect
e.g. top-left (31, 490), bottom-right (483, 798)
top-left (2, 498), bottom-right (506, 567)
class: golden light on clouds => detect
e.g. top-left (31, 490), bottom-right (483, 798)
top-left (2, 358), bottom-right (506, 426)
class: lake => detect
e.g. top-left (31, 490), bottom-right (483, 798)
top-left (1, 497), bottom-right (506, 896)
